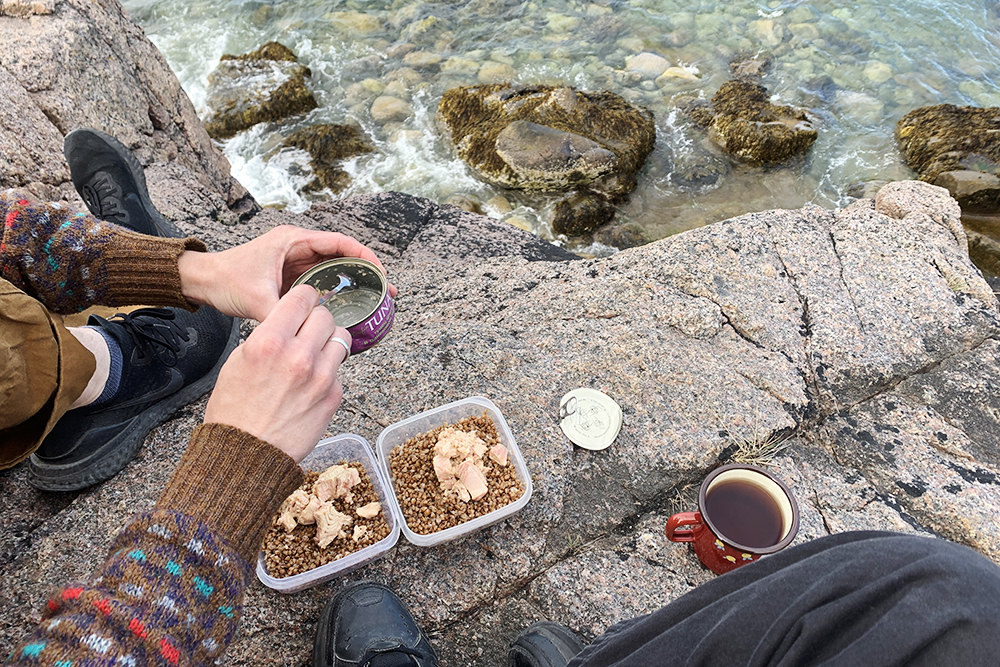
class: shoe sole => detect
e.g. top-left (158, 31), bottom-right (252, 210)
top-left (508, 621), bottom-right (585, 667)
top-left (64, 128), bottom-right (184, 239)
top-left (27, 316), bottom-right (241, 492)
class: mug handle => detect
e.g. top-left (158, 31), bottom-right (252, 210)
top-left (665, 511), bottom-right (703, 542)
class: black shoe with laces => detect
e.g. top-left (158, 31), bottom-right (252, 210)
top-left (27, 306), bottom-right (239, 491)
top-left (507, 621), bottom-right (585, 667)
top-left (63, 127), bottom-right (183, 238)
top-left (313, 582), bottom-right (438, 667)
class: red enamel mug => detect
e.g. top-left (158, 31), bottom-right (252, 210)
top-left (665, 464), bottom-right (800, 574)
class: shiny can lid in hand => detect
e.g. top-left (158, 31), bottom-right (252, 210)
top-left (293, 257), bottom-right (395, 355)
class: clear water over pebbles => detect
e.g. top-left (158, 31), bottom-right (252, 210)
top-left (123, 0), bottom-right (1000, 254)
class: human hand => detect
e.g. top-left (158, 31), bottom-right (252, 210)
top-left (203, 284), bottom-right (351, 463)
top-left (178, 225), bottom-right (398, 321)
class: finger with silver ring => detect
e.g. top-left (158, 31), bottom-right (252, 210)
top-left (328, 334), bottom-right (351, 360)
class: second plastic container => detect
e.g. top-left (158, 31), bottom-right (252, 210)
top-left (375, 396), bottom-right (533, 547)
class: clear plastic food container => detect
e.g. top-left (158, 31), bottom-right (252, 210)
top-left (256, 433), bottom-right (401, 593)
top-left (375, 396), bottom-right (533, 547)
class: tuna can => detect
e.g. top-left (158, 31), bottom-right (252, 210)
top-left (292, 258), bottom-right (395, 355)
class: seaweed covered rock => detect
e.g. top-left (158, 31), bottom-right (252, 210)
top-left (204, 41), bottom-right (318, 140)
top-left (686, 80), bottom-right (818, 165)
top-left (437, 84), bottom-right (656, 199)
top-left (551, 190), bottom-right (616, 236)
top-left (592, 220), bottom-right (649, 249)
top-left (284, 124), bottom-right (373, 194)
top-left (896, 105), bottom-right (1000, 213)
top-left (671, 144), bottom-right (728, 187)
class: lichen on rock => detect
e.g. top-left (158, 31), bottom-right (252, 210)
top-left (204, 41), bottom-right (319, 140)
top-left (684, 79), bottom-right (818, 166)
top-left (437, 83), bottom-right (656, 200)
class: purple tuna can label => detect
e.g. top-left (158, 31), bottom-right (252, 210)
top-left (292, 258), bottom-right (395, 355)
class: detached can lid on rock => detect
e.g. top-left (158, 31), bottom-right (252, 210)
top-left (558, 388), bottom-right (623, 451)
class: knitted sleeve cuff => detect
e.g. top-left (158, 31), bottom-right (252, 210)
top-left (155, 423), bottom-right (304, 564)
top-left (101, 232), bottom-right (207, 309)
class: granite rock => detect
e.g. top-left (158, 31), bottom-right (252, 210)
top-left (6, 180), bottom-right (1000, 666)
top-left (0, 0), bottom-right (251, 213)
top-left (2, 7), bottom-right (1000, 667)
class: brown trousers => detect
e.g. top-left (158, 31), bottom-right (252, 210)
top-left (0, 278), bottom-right (97, 469)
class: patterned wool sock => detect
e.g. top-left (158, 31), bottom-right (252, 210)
top-left (87, 325), bottom-right (124, 406)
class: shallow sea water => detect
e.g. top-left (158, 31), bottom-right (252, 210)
top-left (122, 0), bottom-right (1000, 254)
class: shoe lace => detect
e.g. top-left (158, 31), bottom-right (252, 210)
top-left (109, 308), bottom-right (189, 367)
top-left (83, 172), bottom-right (125, 223)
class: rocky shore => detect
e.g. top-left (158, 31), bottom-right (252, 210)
top-left (2, 3), bottom-right (1000, 667)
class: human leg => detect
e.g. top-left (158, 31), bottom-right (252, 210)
top-left (568, 531), bottom-right (1000, 667)
top-left (0, 279), bottom-right (97, 469)
top-left (66, 326), bottom-right (111, 408)
top-left (22, 130), bottom-right (241, 490)
top-left (28, 306), bottom-right (239, 490)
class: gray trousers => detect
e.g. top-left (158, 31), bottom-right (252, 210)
top-left (572, 531), bottom-right (1000, 667)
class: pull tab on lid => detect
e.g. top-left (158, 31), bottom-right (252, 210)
top-left (558, 388), bottom-right (623, 451)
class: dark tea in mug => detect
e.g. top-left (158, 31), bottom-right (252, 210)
top-left (704, 479), bottom-right (784, 549)
top-left (665, 464), bottom-right (799, 574)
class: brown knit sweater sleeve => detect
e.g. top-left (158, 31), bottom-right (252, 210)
top-left (0, 189), bottom-right (204, 313)
top-left (8, 425), bottom-right (304, 666)
top-left (156, 423), bottom-right (305, 563)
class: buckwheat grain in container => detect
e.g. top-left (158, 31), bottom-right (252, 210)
top-left (293, 258), bottom-right (394, 354)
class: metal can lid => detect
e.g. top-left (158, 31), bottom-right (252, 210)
top-left (292, 258), bottom-right (387, 328)
top-left (558, 388), bottom-right (623, 451)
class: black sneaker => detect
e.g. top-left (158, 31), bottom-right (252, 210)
top-left (27, 306), bottom-right (240, 491)
top-left (63, 127), bottom-right (183, 238)
top-left (507, 621), bottom-right (585, 667)
top-left (314, 582), bottom-right (438, 667)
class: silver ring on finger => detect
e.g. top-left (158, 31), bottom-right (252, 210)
top-left (328, 335), bottom-right (351, 361)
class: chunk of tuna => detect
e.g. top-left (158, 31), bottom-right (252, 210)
top-left (451, 481), bottom-right (472, 503)
top-left (299, 497), bottom-right (327, 525)
top-left (313, 464), bottom-right (362, 503)
top-left (356, 501), bottom-right (381, 519)
top-left (434, 435), bottom-right (459, 459)
top-left (315, 504), bottom-right (353, 548)
top-left (433, 454), bottom-right (456, 484)
top-left (352, 525), bottom-right (369, 542)
top-left (489, 444), bottom-right (508, 466)
top-left (459, 461), bottom-right (489, 500)
top-left (276, 489), bottom-right (311, 532)
top-left (435, 427), bottom-right (486, 462)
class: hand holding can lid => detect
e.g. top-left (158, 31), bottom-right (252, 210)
top-left (177, 225), bottom-right (396, 322)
